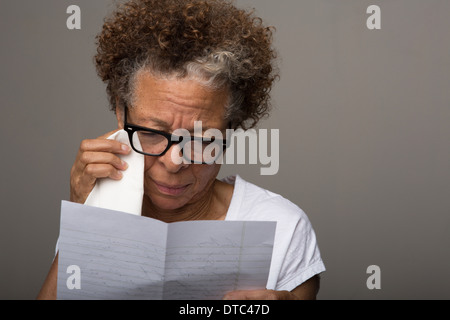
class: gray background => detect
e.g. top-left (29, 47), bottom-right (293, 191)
top-left (1, 0), bottom-right (449, 300)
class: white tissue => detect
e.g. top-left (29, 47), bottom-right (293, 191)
top-left (84, 130), bottom-right (144, 216)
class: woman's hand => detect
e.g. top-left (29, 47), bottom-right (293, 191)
top-left (223, 289), bottom-right (299, 300)
top-left (70, 129), bottom-right (131, 204)
top-left (222, 276), bottom-right (320, 300)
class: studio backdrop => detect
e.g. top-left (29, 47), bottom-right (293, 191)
top-left (1, 0), bottom-right (449, 299)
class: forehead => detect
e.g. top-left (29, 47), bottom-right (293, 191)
top-left (130, 72), bottom-right (229, 130)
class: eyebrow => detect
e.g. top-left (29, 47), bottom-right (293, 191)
top-left (146, 117), bottom-right (171, 129)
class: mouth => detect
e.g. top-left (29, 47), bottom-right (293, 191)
top-left (153, 180), bottom-right (191, 196)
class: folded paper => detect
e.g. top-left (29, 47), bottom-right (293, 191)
top-left (57, 201), bottom-right (276, 300)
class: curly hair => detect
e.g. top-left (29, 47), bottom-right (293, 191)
top-left (95, 0), bottom-right (278, 129)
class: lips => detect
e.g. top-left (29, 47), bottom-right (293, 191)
top-left (153, 180), bottom-right (190, 196)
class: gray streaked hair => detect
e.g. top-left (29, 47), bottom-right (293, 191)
top-left (95, 0), bottom-right (278, 130)
top-left (126, 49), bottom-right (249, 126)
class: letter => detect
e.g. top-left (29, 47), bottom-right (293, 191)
top-left (366, 5), bottom-right (381, 30)
top-left (366, 265), bottom-right (381, 289)
top-left (224, 305), bottom-right (231, 315)
top-left (206, 307), bottom-right (213, 318)
top-left (224, 129), bottom-right (236, 165)
top-left (259, 129), bottom-right (279, 176)
top-left (66, 265), bottom-right (81, 290)
top-left (223, 304), bottom-right (231, 314)
top-left (66, 5), bottom-right (81, 30)
top-left (189, 305), bottom-right (195, 314)
top-left (233, 129), bottom-right (258, 165)
top-left (179, 307), bottom-right (186, 315)
top-left (262, 305), bottom-right (270, 315)
top-left (203, 128), bottom-right (225, 164)
top-left (240, 305), bottom-right (248, 315)
top-left (193, 121), bottom-right (204, 163)
top-left (171, 128), bottom-right (191, 165)
top-left (199, 307), bottom-right (210, 315)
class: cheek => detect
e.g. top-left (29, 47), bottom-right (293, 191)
top-left (143, 157), bottom-right (160, 188)
top-left (192, 164), bottom-right (221, 183)
top-left (143, 156), bottom-right (157, 173)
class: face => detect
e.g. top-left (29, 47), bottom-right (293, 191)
top-left (117, 72), bottom-right (229, 211)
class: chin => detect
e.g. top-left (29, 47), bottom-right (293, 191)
top-left (148, 194), bottom-right (188, 211)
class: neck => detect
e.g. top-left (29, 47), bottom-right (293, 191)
top-left (141, 180), bottom-right (229, 223)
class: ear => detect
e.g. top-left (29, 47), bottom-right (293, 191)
top-left (115, 98), bottom-right (125, 129)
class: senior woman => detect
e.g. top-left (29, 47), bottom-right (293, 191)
top-left (38, 0), bottom-right (325, 300)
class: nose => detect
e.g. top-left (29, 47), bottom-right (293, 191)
top-left (157, 144), bottom-right (190, 173)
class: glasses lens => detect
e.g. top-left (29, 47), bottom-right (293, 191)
top-left (132, 130), bottom-right (169, 155)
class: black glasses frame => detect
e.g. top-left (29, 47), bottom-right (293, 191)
top-left (123, 106), bottom-right (228, 164)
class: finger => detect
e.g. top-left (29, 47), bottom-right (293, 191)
top-left (70, 162), bottom-right (124, 204)
top-left (78, 151), bottom-right (128, 171)
top-left (223, 290), bottom-right (291, 300)
top-left (73, 150), bottom-right (127, 174)
top-left (223, 290), bottom-right (263, 300)
top-left (83, 163), bottom-right (124, 181)
top-left (79, 138), bottom-right (131, 155)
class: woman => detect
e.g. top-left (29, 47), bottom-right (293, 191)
top-left (38, 0), bottom-right (325, 300)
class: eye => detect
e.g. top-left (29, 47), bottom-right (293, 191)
top-left (140, 131), bottom-right (158, 137)
top-left (139, 131), bottom-right (157, 139)
top-left (137, 131), bottom-right (165, 144)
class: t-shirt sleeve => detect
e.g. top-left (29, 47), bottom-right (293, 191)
top-left (275, 208), bottom-right (326, 291)
top-left (256, 197), bottom-right (325, 292)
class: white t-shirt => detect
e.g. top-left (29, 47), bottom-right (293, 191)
top-left (223, 175), bottom-right (326, 291)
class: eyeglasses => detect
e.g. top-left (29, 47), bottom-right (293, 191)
top-left (123, 107), bottom-right (228, 164)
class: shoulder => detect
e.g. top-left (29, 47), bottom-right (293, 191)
top-left (224, 175), bottom-right (309, 225)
